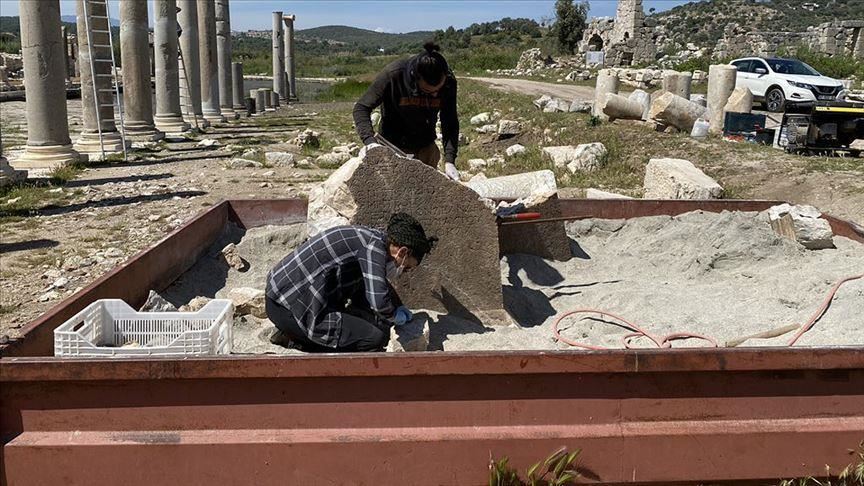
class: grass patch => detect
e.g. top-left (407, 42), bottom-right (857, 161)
top-left (315, 79), bottom-right (371, 103)
top-left (803, 155), bottom-right (864, 174)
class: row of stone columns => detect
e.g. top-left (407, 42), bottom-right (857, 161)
top-left (16, 0), bottom-right (292, 168)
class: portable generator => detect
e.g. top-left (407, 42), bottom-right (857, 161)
top-left (780, 101), bottom-right (864, 156)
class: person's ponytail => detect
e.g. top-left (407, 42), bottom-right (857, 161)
top-left (417, 41), bottom-right (448, 85)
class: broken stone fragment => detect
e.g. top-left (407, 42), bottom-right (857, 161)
top-left (315, 152), bottom-right (352, 167)
top-left (179, 296), bottom-right (211, 312)
top-left (290, 129), bottom-right (321, 149)
top-left (470, 112), bottom-right (491, 125)
top-left (468, 159), bottom-right (487, 172)
top-left (475, 124), bottom-right (498, 134)
top-left (767, 204), bottom-right (835, 250)
top-left (226, 158), bottom-right (263, 169)
top-left (139, 290), bottom-right (178, 312)
top-left (643, 158), bottom-right (724, 200)
top-left (265, 151), bottom-right (295, 167)
top-left (386, 315), bottom-right (430, 352)
top-left (568, 100), bottom-right (592, 113)
top-left (542, 143), bottom-right (607, 173)
top-left (221, 243), bottom-right (247, 271)
top-left (649, 92), bottom-right (708, 133)
top-left (543, 98), bottom-right (569, 113)
top-left (497, 119), bottom-right (522, 139)
top-left (724, 86), bottom-right (754, 114)
top-left (227, 287), bottom-right (267, 319)
top-left (196, 139), bottom-right (220, 148)
top-left (505, 144), bottom-right (526, 157)
top-left (533, 94), bottom-right (552, 109)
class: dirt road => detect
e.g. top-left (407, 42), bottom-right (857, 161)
top-left (468, 77), bottom-right (597, 101)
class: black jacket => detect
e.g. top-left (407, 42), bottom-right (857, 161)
top-left (353, 55), bottom-right (459, 166)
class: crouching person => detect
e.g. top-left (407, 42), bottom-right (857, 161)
top-left (265, 213), bottom-right (437, 352)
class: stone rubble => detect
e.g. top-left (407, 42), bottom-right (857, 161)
top-left (543, 143), bottom-right (607, 173)
top-left (767, 204), bottom-right (835, 250)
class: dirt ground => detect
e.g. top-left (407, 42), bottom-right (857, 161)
top-left (1, 78), bottom-right (863, 345)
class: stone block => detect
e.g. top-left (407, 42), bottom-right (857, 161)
top-left (649, 92), bottom-right (708, 133)
top-left (569, 100), bottom-right (593, 113)
top-left (265, 151), bottom-right (296, 167)
top-left (533, 95), bottom-right (552, 110)
top-left (386, 315), bottom-right (430, 352)
top-left (228, 287), bottom-right (267, 319)
top-left (724, 86), bottom-right (754, 114)
top-left (586, 188), bottom-right (632, 199)
top-left (466, 170), bottom-right (557, 200)
top-left (470, 112), bottom-right (492, 125)
top-left (767, 204), bottom-right (835, 250)
top-left (643, 158), bottom-right (724, 199)
top-left (311, 146), bottom-right (513, 324)
top-left (505, 144), bottom-right (526, 157)
top-left (497, 119), bottom-right (522, 138)
top-left (543, 143), bottom-right (607, 173)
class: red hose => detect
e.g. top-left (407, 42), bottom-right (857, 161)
top-left (552, 274), bottom-right (863, 350)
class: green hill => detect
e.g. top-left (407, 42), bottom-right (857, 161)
top-left (296, 25), bottom-right (433, 53)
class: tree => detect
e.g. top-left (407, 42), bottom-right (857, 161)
top-left (552, 0), bottom-right (588, 55)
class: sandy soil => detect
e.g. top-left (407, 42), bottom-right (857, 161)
top-left (468, 77), bottom-right (599, 101)
top-left (157, 210), bottom-right (863, 355)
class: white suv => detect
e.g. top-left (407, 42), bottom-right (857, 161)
top-left (729, 57), bottom-right (844, 112)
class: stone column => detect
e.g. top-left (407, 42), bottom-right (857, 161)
top-left (62, 25), bottom-right (71, 83)
top-left (215, 0), bottom-right (236, 120)
top-left (593, 69), bottom-right (620, 119)
top-left (253, 89), bottom-right (266, 117)
top-left (707, 64), bottom-right (737, 134)
top-left (283, 14), bottom-right (298, 101)
top-left (662, 71), bottom-right (692, 99)
top-left (272, 11), bottom-right (286, 101)
top-left (232, 62), bottom-right (246, 116)
top-left (16, 0), bottom-right (80, 167)
top-left (198, 0), bottom-right (224, 124)
top-left (177, 0), bottom-right (208, 128)
top-left (120, 0), bottom-right (163, 141)
top-left (74, 0), bottom-right (125, 155)
top-left (153, 0), bottom-right (190, 133)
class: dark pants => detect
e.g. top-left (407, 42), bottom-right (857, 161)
top-left (265, 297), bottom-right (388, 352)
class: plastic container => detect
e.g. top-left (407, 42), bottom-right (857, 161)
top-left (690, 118), bottom-right (710, 139)
top-left (54, 299), bottom-right (234, 358)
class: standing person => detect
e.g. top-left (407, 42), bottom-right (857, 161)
top-left (353, 42), bottom-right (461, 181)
top-left (265, 213), bottom-right (438, 352)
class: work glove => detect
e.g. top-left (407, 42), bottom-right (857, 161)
top-left (394, 306), bottom-right (413, 326)
top-left (358, 142), bottom-right (382, 159)
top-left (444, 162), bottom-right (460, 182)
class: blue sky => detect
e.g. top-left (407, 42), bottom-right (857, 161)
top-left (0, 1), bottom-right (694, 32)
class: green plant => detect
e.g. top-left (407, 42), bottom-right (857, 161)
top-left (315, 79), bottom-right (372, 102)
top-left (489, 447), bottom-right (581, 486)
top-left (551, 0), bottom-right (588, 55)
top-left (776, 441), bottom-right (864, 486)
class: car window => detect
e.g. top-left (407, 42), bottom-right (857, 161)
top-left (752, 60), bottom-right (769, 73)
top-left (732, 60), bottom-right (752, 73)
top-left (765, 59), bottom-right (821, 76)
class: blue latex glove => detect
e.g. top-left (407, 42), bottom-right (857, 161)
top-left (394, 306), bottom-right (413, 326)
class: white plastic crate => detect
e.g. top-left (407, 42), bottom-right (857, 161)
top-left (54, 299), bottom-right (234, 357)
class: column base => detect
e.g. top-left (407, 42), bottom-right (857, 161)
top-left (220, 107), bottom-right (239, 120)
top-left (123, 123), bottom-right (166, 142)
top-left (154, 115), bottom-right (191, 135)
top-left (265, 108), bottom-right (276, 113)
top-left (233, 105), bottom-right (248, 117)
top-left (74, 131), bottom-right (127, 156)
top-left (0, 157), bottom-right (27, 186)
top-left (13, 144), bottom-right (82, 169)
top-left (203, 111), bottom-right (226, 124)
top-left (183, 114), bottom-right (211, 130)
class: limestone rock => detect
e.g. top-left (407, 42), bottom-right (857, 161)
top-left (543, 98), bottom-right (570, 113)
top-left (197, 139), bottom-right (220, 148)
top-left (543, 143), bottom-right (607, 173)
top-left (315, 152), bottom-right (352, 167)
top-left (586, 188), bottom-right (632, 199)
top-left (643, 158), bottom-right (724, 200)
top-left (724, 86), bottom-right (754, 114)
top-left (386, 315), bottom-right (430, 352)
top-left (475, 124), bottom-right (498, 134)
top-left (533, 95), bottom-right (552, 110)
top-left (468, 159), bottom-right (487, 172)
top-left (851, 139), bottom-right (864, 150)
top-left (497, 119), bottom-right (522, 139)
top-left (569, 100), bottom-right (593, 113)
top-left (139, 290), bottom-right (178, 312)
top-left (505, 144), bottom-right (526, 157)
top-left (466, 170), bottom-right (558, 200)
top-left (227, 287), bottom-right (267, 319)
top-left (226, 158), bottom-right (263, 169)
top-left (470, 112), bottom-right (491, 125)
top-left (179, 296), bottom-right (211, 312)
top-left (306, 155), bottom-right (363, 236)
top-left (628, 89), bottom-right (652, 120)
top-left (767, 204), bottom-right (835, 250)
top-left (649, 92), bottom-right (708, 133)
top-left (221, 243), bottom-right (247, 271)
top-left (265, 151), bottom-right (295, 167)
top-left (290, 129), bottom-right (320, 149)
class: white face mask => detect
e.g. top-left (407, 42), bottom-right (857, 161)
top-left (386, 249), bottom-right (408, 282)
top-left (386, 260), bottom-right (403, 281)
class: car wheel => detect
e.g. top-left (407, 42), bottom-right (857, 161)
top-left (766, 87), bottom-right (786, 112)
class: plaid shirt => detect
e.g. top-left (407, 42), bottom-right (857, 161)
top-left (266, 225), bottom-right (399, 348)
